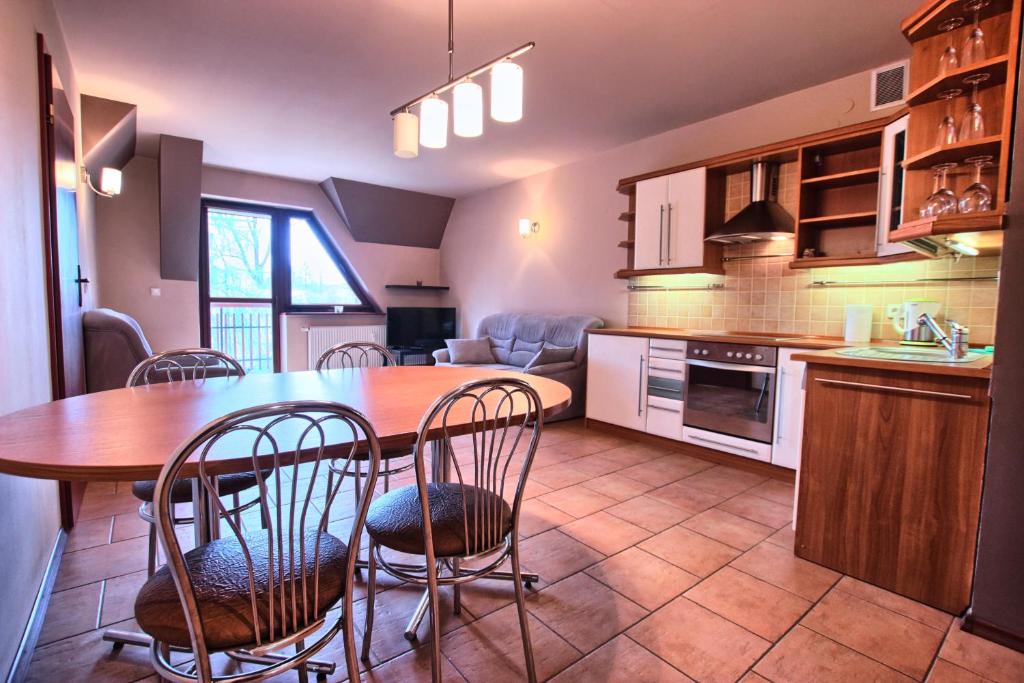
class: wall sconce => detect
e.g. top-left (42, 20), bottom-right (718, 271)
top-left (81, 166), bottom-right (123, 198)
top-left (518, 217), bottom-right (539, 238)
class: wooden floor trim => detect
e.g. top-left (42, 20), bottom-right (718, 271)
top-left (6, 529), bottom-right (67, 683)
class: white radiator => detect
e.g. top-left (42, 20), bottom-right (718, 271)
top-left (306, 325), bottom-right (387, 369)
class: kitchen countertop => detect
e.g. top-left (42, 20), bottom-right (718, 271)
top-left (589, 327), bottom-right (993, 378)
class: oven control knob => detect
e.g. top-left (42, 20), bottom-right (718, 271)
top-left (755, 354), bottom-right (763, 361)
top-left (744, 353), bottom-right (753, 359)
top-left (692, 348), bottom-right (699, 355)
top-left (726, 351), bottom-right (734, 358)
top-left (701, 349), bottom-right (709, 356)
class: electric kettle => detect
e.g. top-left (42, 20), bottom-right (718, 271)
top-left (890, 299), bottom-right (941, 345)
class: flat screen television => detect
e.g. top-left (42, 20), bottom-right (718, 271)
top-left (386, 307), bottom-right (456, 350)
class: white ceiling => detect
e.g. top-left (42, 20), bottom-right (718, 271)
top-left (55, 0), bottom-right (918, 197)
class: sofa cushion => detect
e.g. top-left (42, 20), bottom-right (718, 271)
top-left (445, 338), bottom-right (496, 364)
top-left (508, 339), bottom-right (543, 367)
top-left (525, 361), bottom-right (578, 377)
top-left (525, 344), bottom-right (577, 370)
top-left (488, 336), bottom-right (514, 363)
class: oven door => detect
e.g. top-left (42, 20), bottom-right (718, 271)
top-left (683, 359), bottom-right (775, 443)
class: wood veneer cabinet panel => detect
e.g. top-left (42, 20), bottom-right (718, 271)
top-left (795, 364), bottom-right (989, 614)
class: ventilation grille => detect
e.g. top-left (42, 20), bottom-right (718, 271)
top-left (871, 61), bottom-right (908, 110)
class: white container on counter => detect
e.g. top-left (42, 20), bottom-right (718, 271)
top-left (844, 304), bottom-right (873, 343)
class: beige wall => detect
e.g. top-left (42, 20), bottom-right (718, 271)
top-left (0, 0), bottom-right (91, 677)
top-left (96, 163), bottom-right (445, 365)
top-left (439, 69), bottom-right (899, 336)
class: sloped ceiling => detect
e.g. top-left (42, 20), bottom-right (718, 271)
top-left (321, 177), bottom-right (455, 249)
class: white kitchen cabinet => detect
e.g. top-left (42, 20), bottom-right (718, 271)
top-left (771, 348), bottom-right (807, 470)
top-left (877, 115), bottom-right (912, 257)
top-left (633, 167), bottom-right (707, 270)
top-left (586, 334), bottom-right (648, 431)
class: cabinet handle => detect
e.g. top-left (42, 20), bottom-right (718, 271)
top-left (775, 368), bottom-right (785, 445)
top-left (658, 205), bottom-right (665, 266)
top-left (665, 203), bottom-right (673, 265)
top-left (687, 433), bottom-right (760, 455)
top-left (875, 166), bottom-right (887, 248)
top-left (637, 355), bottom-right (646, 416)
top-left (647, 403), bottom-right (681, 414)
top-left (814, 378), bottom-right (972, 400)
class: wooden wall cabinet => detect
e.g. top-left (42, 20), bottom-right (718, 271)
top-left (795, 363), bottom-right (990, 613)
top-left (634, 168), bottom-right (709, 270)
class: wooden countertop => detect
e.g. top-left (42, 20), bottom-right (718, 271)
top-left (792, 347), bottom-right (993, 379)
top-left (590, 327), bottom-right (869, 350)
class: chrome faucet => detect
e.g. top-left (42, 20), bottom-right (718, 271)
top-left (918, 313), bottom-right (970, 360)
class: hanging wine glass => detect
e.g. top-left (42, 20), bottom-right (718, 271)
top-left (936, 88), bottom-right (962, 146)
top-left (961, 0), bottom-right (990, 66)
top-left (959, 73), bottom-right (989, 140)
top-left (959, 155), bottom-right (994, 213)
top-left (937, 16), bottom-right (965, 75)
top-left (921, 163), bottom-right (960, 217)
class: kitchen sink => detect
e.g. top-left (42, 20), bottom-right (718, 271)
top-left (836, 346), bottom-right (984, 363)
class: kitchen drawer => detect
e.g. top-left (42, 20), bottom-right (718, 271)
top-left (648, 357), bottom-right (685, 374)
top-left (646, 396), bottom-right (684, 441)
top-left (649, 338), bottom-right (687, 360)
top-left (682, 426), bottom-right (772, 462)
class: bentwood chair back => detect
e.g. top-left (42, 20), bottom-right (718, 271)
top-left (315, 341), bottom-right (396, 371)
top-left (362, 377), bottom-right (544, 683)
top-left (127, 348), bottom-right (252, 576)
top-left (134, 400), bottom-right (381, 683)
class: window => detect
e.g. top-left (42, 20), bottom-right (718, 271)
top-left (200, 200), bottom-right (377, 373)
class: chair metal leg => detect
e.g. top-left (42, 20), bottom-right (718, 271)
top-left (147, 524), bottom-right (157, 577)
top-left (452, 558), bottom-right (462, 615)
top-left (231, 491), bottom-right (241, 529)
top-left (510, 538), bottom-right (537, 683)
top-left (404, 589), bottom-right (430, 642)
top-left (361, 541), bottom-right (377, 661)
top-left (425, 560), bottom-right (443, 683)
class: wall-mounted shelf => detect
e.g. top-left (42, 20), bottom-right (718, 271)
top-left (789, 252), bottom-right (922, 270)
top-left (800, 167), bottom-right (880, 189)
top-left (615, 264), bottom-right (726, 279)
top-left (799, 211), bottom-right (878, 228)
top-left (901, 0), bottom-right (1013, 41)
top-left (906, 55), bottom-right (1009, 106)
top-left (618, 212), bottom-right (635, 222)
top-left (617, 240), bottom-right (634, 248)
top-left (384, 284), bottom-right (450, 291)
top-left (903, 136), bottom-right (1003, 170)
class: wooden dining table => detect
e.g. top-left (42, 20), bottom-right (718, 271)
top-left (0, 365), bottom-right (572, 675)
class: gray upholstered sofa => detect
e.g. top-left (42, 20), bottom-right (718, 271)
top-left (432, 313), bottom-right (604, 421)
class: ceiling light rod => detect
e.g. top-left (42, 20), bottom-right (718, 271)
top-left (389, 41), bottom-right (535, 116)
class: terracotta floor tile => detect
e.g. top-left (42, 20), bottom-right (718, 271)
top-left (456, 573), bottom-right (541, 620)
top-left (38, 582), bottom-right (101, 646)
top-left (605, 495), bottom-right (692, 533)
top-left (527, 573), bottom-right (648, 653)
top-left (357, 583), bottom-right (473, 663)
top-left (55, 536), bottom-right (149, 592)
top-left (927, 659), bottom-right (989, 682)
top-left (100, 570), bottom-right (149, 626)
top-left (65, 517), bottom-right (112, 553)
top-left (647, 480), bottom-right (725, 515)
top-left (679, 466), bottom-right (767, 498)
top-left (77, 490), bottom-right (141, 521)
top-left (628, 596), bottom-right (770, 682)
top-left (110, 511), bottom-right (150, 543)
top-left (522, 478), bottom-right (553, 500)
top-left (361, 646), bottom-right (466, 682)
top-left (754, 625), bottom-right (912, 682)
top-left (681, 508), bottom-right (774, 550)
top-left (716, 491), bottom-right (793, 528)
top-left (538, 484), bottom-right (616, 518)
top-left (519, 529), bottom-right (605, 586)
top-left (746, 478), bottom-right (796, 506)
top-left (939, 619), bottom-right (1024, 683)
top-left (730, 541), bottom-right (839, 601)
top-left (529, 463), bottom-right (594, 490)
top-left (441, 604), bottom-right (580, 683)
top-left (585, 547), bottom-right (699, 611)
top-left (834, 576), bottom-right (953, 632)
top-left (518, 498), bottom-right (575, 538)
top-left (549, 633), bottom-right (693, 682)
top-left (559, 511), bottom-right (652, 555)
top-left (639, 526), bottom-right (739, 577)
top-left (27, 618), bottom-right (154, 683)
top-left (802, 589), bottom-right (945, 679)
top-left (765, 524), bottom-right (795, 549)
top-left (738, 673), bottom-right (772, 682)
top-left (685, 566), bottom-right (811, 641)
top-left (580, 472), bottom-right (654, 501)
top-left (598, 442), bottom-right (672, 468)
top-left (619, 454), bottom-right (712, 488)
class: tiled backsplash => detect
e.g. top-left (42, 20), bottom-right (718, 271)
top-left (626, 165), bottom-right (1001, 345)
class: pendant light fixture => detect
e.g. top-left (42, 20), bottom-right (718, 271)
top-left (390, 0), bottom-right (534, 157)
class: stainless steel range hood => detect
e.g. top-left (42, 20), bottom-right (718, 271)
top-left (706, 161), bottom-right (795, 244)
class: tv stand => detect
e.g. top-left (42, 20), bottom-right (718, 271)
top-left (388, 346), bottom-right (432, 366)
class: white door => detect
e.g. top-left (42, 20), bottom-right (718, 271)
top-left (877, 115), bottom-right (912, 257)
top-left (771, 348), bottom-right (807, 470)
top-left (586, 334), bottom-right (648, 431)
top-left (664, 167), bottom-right (707, 268)
top-left (634, 176), bottom-right (668, 270)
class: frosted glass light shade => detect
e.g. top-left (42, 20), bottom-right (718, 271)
top-left (100, 167), bottom-right (122, 195)
top-left (491, 61), bottom-right (523, 122)
top-left (453, 80), bottom-right (483, 137)
top-left (518, 218), bottom-right (538, 238)
top-left (419, 96), bottom-right (448, 149)
top-left (393, 111), bottom-right (419, 158)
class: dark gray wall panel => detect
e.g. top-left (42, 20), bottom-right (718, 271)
top-left (321, 177), bottom-right (454, 249)
top-left (158, 135), bottom-right (203, 281)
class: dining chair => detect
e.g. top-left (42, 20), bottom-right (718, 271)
top-left (315, 342), bottom-right (413, 501)
top-left (360, 377), bottom-right (544, 683)
top-left (133, 400), bottom-right (381, 683)
top-left (127, 348), bottom-right (263, 576)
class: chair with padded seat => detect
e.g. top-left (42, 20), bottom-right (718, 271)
top-left (127, 348), bottom-right (266, 576)
top-left (360, 377), bottom-right (544, 683)
top-left (134, 400), bottom-right (381, 683)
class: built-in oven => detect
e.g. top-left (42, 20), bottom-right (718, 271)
top-left (683, 342), bottom-right (777, 459)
